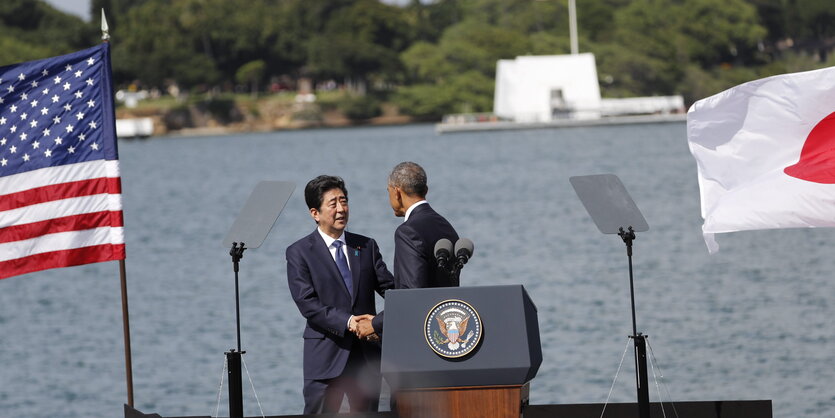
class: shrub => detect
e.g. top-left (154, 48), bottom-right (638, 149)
top-left (338, 95), bottom-right (382, 120)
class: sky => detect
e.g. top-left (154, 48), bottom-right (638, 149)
top-left (44, 0), bottom-right (91, 21)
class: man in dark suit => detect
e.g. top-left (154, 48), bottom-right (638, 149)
top-left (357, 162), bottom-right (459, 338)
top-left (286, 175), bottom-right (394, 414)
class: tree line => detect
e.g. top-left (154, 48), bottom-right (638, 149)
top-left (1, 0), bottom-right (834, 118)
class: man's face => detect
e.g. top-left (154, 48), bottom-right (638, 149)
top-left (387, 184), bottom-right (405, 217)
top-left (311, 188), bottom-right (349, 238)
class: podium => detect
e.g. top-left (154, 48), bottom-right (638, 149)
top-left (381, 285), bottom-right (541, 418)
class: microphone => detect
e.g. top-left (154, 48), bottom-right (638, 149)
top-left (454, 238), bottom-right (474, 268)
top-left (434, 238), bottom-right (453, 269)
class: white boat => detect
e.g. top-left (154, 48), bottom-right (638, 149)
top-left (116, 117), bottom-right (154, 138)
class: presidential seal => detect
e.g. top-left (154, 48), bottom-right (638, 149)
top-left (424, 299), bottom-right (482, 358)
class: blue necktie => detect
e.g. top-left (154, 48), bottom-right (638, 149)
top-left (332, 240), bottom-right (353, 298)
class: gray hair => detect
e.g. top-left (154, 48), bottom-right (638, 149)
top-left (388, 161), bottom-right (428, 197)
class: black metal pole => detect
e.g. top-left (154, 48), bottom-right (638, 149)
top-left (118, 260), bottom-right (134, 407)
top-left (619, 227), bottom-right (650, 418)
top-left (450, 263), bottom-right (461, 287)
top-left (226, 349), bottom-right (244, 418)
top-left (633, 334), bottom-right (651, 418)
top-left (621, 227), bottom-right (638, 337)
top-left (105, 18), bottom-right (133, 407)
top-left (230, 243), bottom-right (245, 352)
top-left (234, 263), bottom-right (242, 353)
top-left (228, 243), bottom-right (246, 417)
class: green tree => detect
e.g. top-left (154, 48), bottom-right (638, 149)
top-left (676, 0), bottom-right (766, 66)
top-left (463, 0), bottom-right (565, 34)
top-left (236, 60), bottom-right (266, 96)
top-left (785, 0), bottom-right (835, 60)
top-left (0, 37), bottom-right (53, 66)
top-left (401, 0), bottom-right (464, 43)
top-left (267, 0), bottom-right (355, 74)
top-left (594, 42), bottom-right (673, 97)
top-left (394, 70), bottom-right (494, 118)
top-left (91, 0), bottom-right (153, 31)
top-left (606, 0), bottom-right (766, 97)
top-left (190, 0), bottom-right (288, 84)
top-left (112, 0), bottom-right (220, 90)
top-left (306, 0), bottom-right (411, 87)
top-left (402, 19), bottom-right (529, 82)
top-left (0, 0), bottom-right (93, 65)
top-left (395, 17), bottom-right (528, 117)
top-left (748, 0), bottom-right (789, 44)
top-left (8, 0), bottom-right (828, 119)
top-left (576, 0), bottom-right (634, 43)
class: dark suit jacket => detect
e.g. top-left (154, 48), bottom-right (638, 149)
top-left (372, 203), bottom-right (458, 333)
top-left (392, 203), bottom-right (459, 289)
top-left (286, 229), bottom-right (394, 380)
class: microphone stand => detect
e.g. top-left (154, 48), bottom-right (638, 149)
top-left (450, 254), bottom-right (470, 286)
top-left (438, 252), bottom-right (469, 286)
top-left (435, 248), bottom-right (469, 287)
top-left (449, 262), bottom-right (461, 286)
top-left (619, 227), bottom-right (649, 418)
top-left (436, 252), bottom-right (460, 286)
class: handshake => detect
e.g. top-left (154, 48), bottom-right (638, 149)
top-left (348, 314), bottom-right (379, 342)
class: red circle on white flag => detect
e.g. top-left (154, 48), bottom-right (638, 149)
top-left (784, 111), bottom-right (835, 183)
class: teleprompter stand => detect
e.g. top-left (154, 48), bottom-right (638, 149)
top-left (570, 174), bottom-right (651, 418)
top-left (221, 181), bottom-right (294, 418)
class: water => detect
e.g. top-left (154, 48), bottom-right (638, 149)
top-left (1, 123), bottom-right (833, 417)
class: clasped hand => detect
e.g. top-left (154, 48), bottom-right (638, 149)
top-left (348, 314), bottom-right (379, 341)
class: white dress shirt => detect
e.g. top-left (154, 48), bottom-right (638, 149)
top-left (317, 228), bottom-right (350, 272)
top-left (317, 228), bottom-right (355, 330)
top-left (404, 200), bottom-right (428, 222)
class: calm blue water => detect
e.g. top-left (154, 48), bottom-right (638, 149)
top-left (1, 123), bottom-right (833, 417)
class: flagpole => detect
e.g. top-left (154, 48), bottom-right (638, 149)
top-left (103, 8), bottom-right (134, 408)
top-left (568, 0), bottom-right (578, 54)
top-left (119, 260), bottom-right (135, 407)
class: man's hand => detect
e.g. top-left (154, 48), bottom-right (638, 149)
top-left (349, 314), bottom-right (374, 333)
top-left (355, 316), bottom-right (376, 339)
top-left (349, 314), bottom-right (373, 333)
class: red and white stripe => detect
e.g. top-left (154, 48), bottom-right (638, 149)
top-left (0, 160), bottom-right (124, 279)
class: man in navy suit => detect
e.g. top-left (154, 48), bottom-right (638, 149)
top-left (357, 162), bottom-right (459, 338)
top-left (286, 175), bottom-right (394, 414)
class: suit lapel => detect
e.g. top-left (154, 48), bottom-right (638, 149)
top-left (307, 230), bottom-right (352, 301)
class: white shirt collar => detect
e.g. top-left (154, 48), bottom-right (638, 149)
top-left (404, 200), bottom-right (428, 222)
top-left (317, 227), bottom-right (346, 248)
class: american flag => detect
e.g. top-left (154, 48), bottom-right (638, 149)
top-left (0, 43), bottom-right (125, 280)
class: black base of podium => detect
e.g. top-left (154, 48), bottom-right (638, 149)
top-left (525, 400), bottom-right (772, 418)
top-left (127, 399), bottom-right (772, 418)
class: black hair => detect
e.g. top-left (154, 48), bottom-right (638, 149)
top-left (304, 175), bottom-right (348, 210)
top-left (388, 161), bottom-right (428, 198)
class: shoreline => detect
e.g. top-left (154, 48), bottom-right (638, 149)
top-left (115, 96), bottom-right (422, 138)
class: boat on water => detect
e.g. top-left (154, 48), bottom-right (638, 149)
top-left (116, 117), bottom-right (154, 138)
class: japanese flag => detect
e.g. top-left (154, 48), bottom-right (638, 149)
top-left (687, 66), bottom-right (835, 253)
